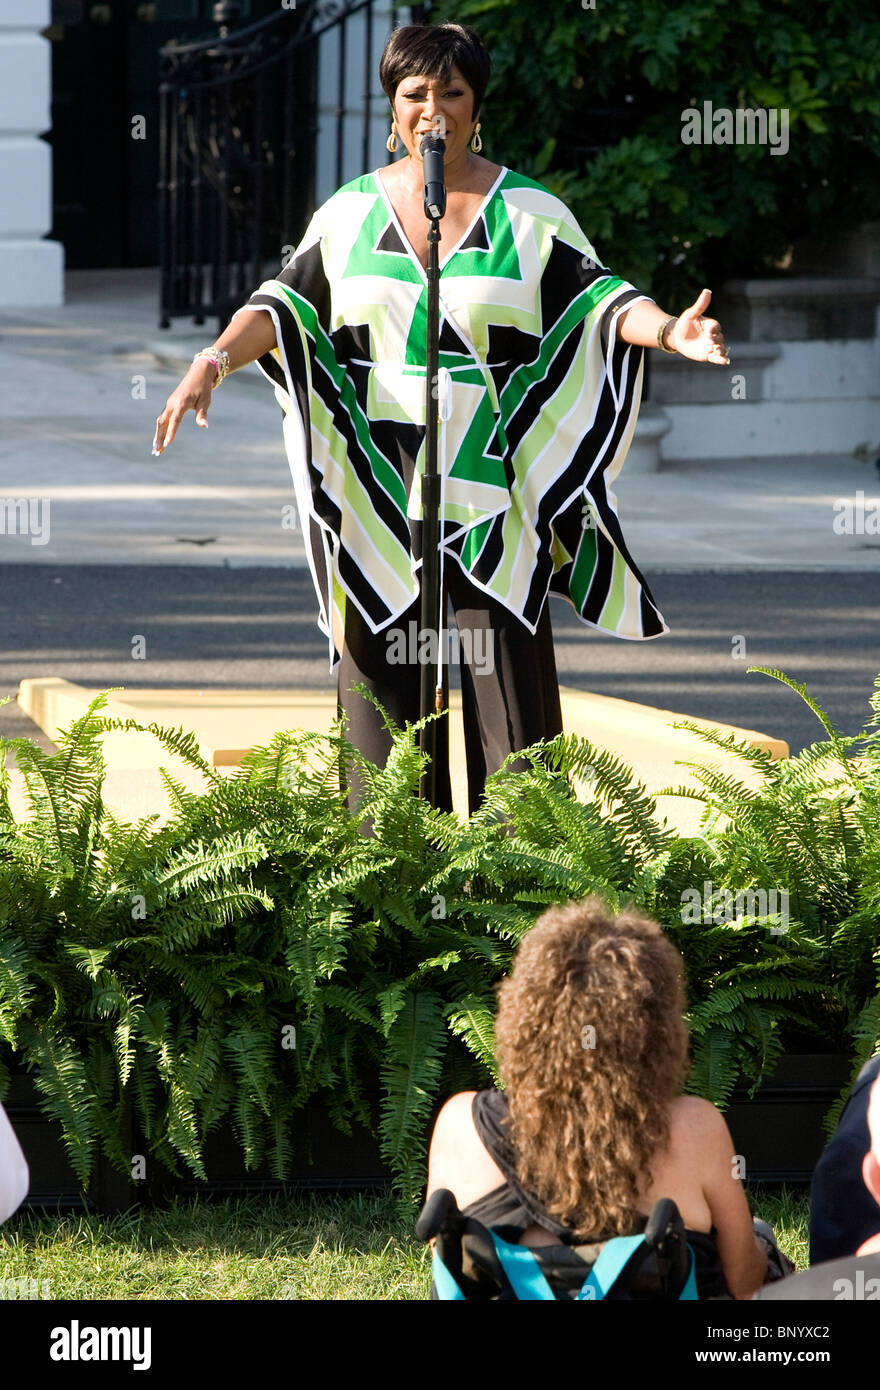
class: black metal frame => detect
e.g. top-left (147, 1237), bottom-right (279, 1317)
top-left (158, 0), bottom-right (385, 329)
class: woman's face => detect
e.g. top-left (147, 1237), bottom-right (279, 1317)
top-left (392, 64), bottom-right (477, 163)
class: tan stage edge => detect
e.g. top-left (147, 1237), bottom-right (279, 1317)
top-left (13, 676), bottom-right (789, 835)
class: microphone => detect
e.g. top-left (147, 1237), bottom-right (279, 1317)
top-left (420, 133), bottom-right (446, 221)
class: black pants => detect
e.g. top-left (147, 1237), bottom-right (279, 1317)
top-left (337, 562), bottom-right (563, 815)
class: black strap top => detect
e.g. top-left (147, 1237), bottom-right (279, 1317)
top-left (463, 1088), bottom-right (731, 1299)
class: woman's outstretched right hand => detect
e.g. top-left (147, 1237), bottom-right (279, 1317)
top-left (152, 359), bottom-right (216, 455)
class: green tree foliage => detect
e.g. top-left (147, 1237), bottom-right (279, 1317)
top-left (437, 0), bottom-right (880, 301)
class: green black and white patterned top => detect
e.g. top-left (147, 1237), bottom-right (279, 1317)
top-left (234, 166), bottom-right (668, 668)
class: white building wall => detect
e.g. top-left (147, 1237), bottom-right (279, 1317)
top-left (661, 336), bottom-right (880, 463)
top-left (0, 0), bottom-right (63, 306)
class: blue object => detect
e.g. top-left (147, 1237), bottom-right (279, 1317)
top-left (432, 1228), bottom-right (698, 1301)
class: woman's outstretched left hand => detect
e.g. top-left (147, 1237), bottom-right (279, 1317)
top-left (670, 289), bottom-right (729, 365)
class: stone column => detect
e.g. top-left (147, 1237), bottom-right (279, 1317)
top-left (0, 0), bottom-right (63, 306)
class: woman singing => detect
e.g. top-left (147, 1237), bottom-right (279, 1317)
top-left (152, 22), bottom-right (729, 814)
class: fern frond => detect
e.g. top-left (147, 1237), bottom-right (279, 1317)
top-left (746, 666), bottom-right (857, 769)
top-left (223, 1025), bottom-right (274, 1115)
top-left (22, 1027), bottom-right (96, 1184)
top-left (825, 993), bottom-right (880, 1134)
top-left (446, 993), bottom-right (499, 1080)
top-left (379, 989), bottom-right (447, 1202)
top-left (97, 714), bottom-right (220, 785)
top-left (685, 1028), bottom-right (740, 1109)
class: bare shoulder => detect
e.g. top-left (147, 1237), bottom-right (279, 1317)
top-left (427, 1090), bottom-right (504, 1206)
top-left (668, 1095), bottom-right (731, 1144)
top-left (432, 1089), bottom-right (479, 1135)
top-left (429, 1090), bottom-right (488, 1171)
top-left (379, 159), bottom-right (405, 189)
top-left (471, 155), bottom-right (505, 189)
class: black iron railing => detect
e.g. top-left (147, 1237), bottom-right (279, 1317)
top-left (158, 0), bottom-right (391, 329)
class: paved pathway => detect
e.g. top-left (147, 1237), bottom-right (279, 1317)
top-left (2, 268), bottom-right (879, 569)
top-left (2, 268), bottom-right (879, 760)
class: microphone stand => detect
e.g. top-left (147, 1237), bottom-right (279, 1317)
top-left (418, 133), bottom-right (446, 806)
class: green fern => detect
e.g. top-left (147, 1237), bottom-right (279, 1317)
top-left (446, 993), bottom-right (500, 1081)
top-left (2, 673), bottom-right (879, 1204)
top-left (22, 1027), bottom-right (97, 1184)
top-left (379, 989), bottom-right (448, 1202)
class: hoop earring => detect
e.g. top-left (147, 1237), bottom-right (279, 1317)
top-left (470, 122), bottom-right (482, 153)
top-left (386, 121), bottom-right (399, 154)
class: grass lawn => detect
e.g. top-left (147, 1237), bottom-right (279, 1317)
top-left (0, 1186), bottom-right (810, 1301)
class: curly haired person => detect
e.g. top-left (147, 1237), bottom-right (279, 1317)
top-left (426, 898), bottom-right (788, 1298)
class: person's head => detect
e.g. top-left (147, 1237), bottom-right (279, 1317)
top-left (494, 897), bottom-right (690, 1238)
top-left (379, 23), bottom-right (491, 164)
top-left (863, 1073), bottom-right (880, 1209)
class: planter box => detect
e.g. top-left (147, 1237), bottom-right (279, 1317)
top-left (4, 1070), bottom-right (93, 1211)
top-left (725, 1053), bottom-right (853, 1183)
top-left (4, 1070), bottom-right (391, 1214)
top-left (145, 1108), bottom-right (392, 1208)
top-left (5, 1053), bottom-right (854, 1212)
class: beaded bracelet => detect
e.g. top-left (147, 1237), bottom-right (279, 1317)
top-left (657, 318), bottom-right (678, 353)
top-left (192, 347), bottom-right (231, 387)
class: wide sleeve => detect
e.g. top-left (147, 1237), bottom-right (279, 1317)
top-left (448, 187), bottom-right (667, 642)
top-left (232, 214), bottom-right (345, 663)
top-left (231, 198), bottom-right (422, 668)
top-left (508, 206), bottom-right (667, 640)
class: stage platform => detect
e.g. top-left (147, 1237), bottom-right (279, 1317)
top-left (8, 677), bottom-right (789, 837)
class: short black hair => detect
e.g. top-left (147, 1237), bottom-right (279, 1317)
top-left (379, 23), bottom-right (491, 121)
